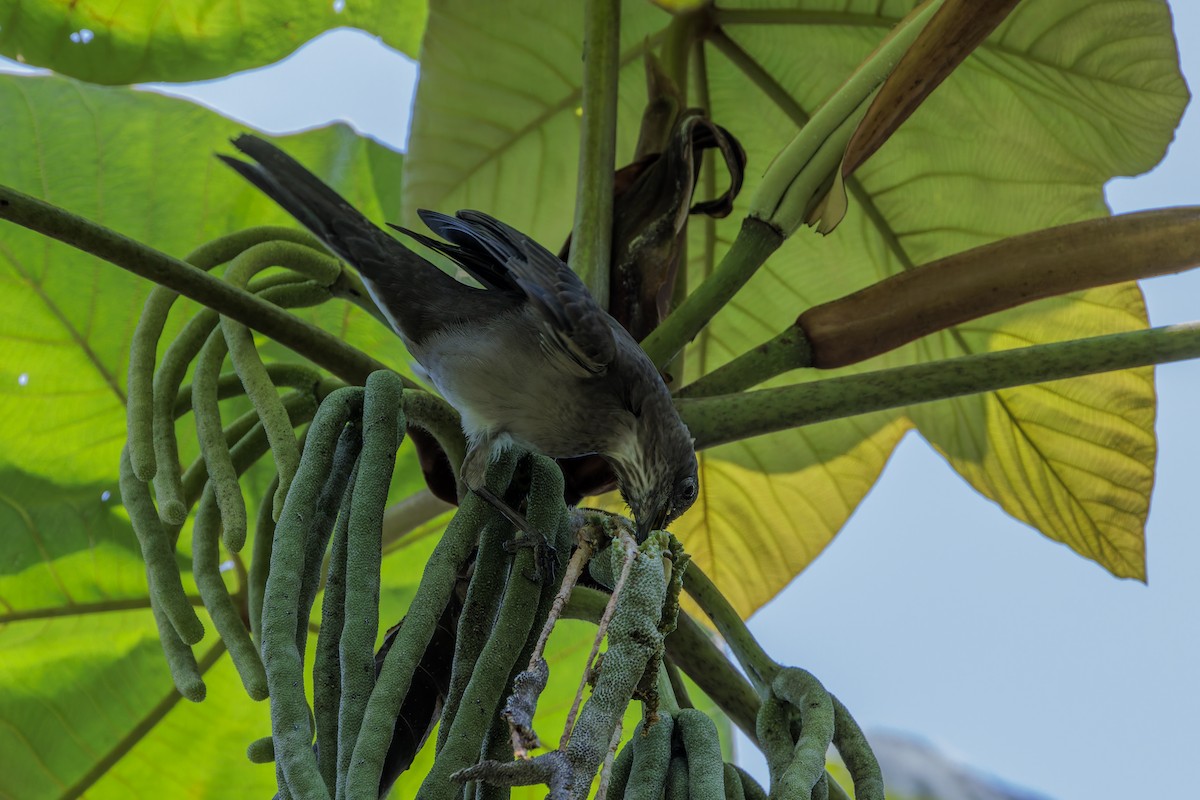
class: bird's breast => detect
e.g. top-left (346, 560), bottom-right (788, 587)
top-left (413, 316), bottom-right (627, 459)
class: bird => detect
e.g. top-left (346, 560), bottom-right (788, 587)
top-left (219, 134), bottom-right (698, 543)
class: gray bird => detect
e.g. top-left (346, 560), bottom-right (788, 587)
top-left (220, 134), bottom-right (698, 542)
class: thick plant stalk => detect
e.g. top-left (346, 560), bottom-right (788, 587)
top-left (0, 183), bottom-right (393, 385)
top-left (682, 321), bottom-right (1200, 450)
top-left (570, 0), bottom-right (621, 303)
top-left (641, 1), bottom-right (939, 367)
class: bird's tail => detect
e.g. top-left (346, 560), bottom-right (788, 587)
top-left (219, 134), bottom-right (429, 288)
top-left (220, 134), bottom-right (480, 342)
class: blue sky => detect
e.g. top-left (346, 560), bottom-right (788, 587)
top-left (6, 3), bottom-right (1199, 798)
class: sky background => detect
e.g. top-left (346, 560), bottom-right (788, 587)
top-left (6, 3), bottom-right (1199, 798)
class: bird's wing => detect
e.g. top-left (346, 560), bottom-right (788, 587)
top-left (409, 210), bottom-right (617, 375)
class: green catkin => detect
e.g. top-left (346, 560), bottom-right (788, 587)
top-left (564, 534), bottom-right (672, 790)
top-left (227, 239), bottom-right (344, 289)
top-left (173, 362), bottom-right (325, 418)
top-left (604, 737), bottom-right (635, 799)
top-left (476, 455), bottom-right (572, 763)
top-left (723, 762), bottom-right (746, 800)
top-left (247, 735), bottom-right (277, 764)
top-left (812, 773), bottom-right (829, 800)
top-left (127, 289), bottom-right (184, 482)
top-left (262, 385), bottom-right (366, 800)
top-left (147, 584), bottom-right (205, 702)
top-left (179, 391), bottom-right (319, 526)
top-left (676, 708), bottom-right (726, 797)
top-left (665, 754), bottom-right (690, 800)
top-left (297, 421), bottom-right (363, 658)
top-left (732, 765), bottom-right (768, 800)
top-left (314, 463), bottom-right (358, 795)
top-left (188, 283), bottom-right (328, 555)
top-left (221, 243), bottom-right (343, 520)
top-left (344, 454), bottom-right (517, 800)
top-left (118, 447), bottom-right (205, 644)
top-left (148, 273), bottom-right (318, 525)
top-left (143, 394), bottom-right (318, 678)
top-left (222, 322), bottom-right (301, 522)
top-left (417, 505), bottom-right (544, 798)
top-left (756, 694), bottom-right (794, 793)
top-left (773, 669), bottom-right (834, 800)
top-left (151, 307), bottom-right (221, 524)
top-left (276, 764), bottom-right (294, 800)
top-left (188, 227), bottom-right (330, 268)
top-left (191, 328), bottom-right (249, 553)
top-left (402, 389), bottom-right (470, 482)
top-left (463, 459), bottom-right (570, 799)
top-left (191, 487), bottom-right (268, 700)
top-left (475, 713), bottom-right (513, 800)
top-left (625, 714), bottom-right (675, 800)
top-left (249, 474), bottom-right (280, 648)
top-left (336, 371), bottom-right (405, 800)
top-left (830, 695), bottom-right (884, 800)
top-left (126, 226), bottom-right (324, 481)
top-left (435, 516), bottom-right (513, 754)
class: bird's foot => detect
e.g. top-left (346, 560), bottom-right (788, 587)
top-left (503, 531), bottom-right (559, 585)
top-left (474, 486), bottom-right (557, 583)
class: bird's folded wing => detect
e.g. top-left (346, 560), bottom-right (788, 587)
top-left (406, 210), bottom-right (617, 376)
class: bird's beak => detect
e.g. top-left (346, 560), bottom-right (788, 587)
top-left (635, 501), bottom-right (670, 543)
top-left (635, 515), bottom-right (655, 543)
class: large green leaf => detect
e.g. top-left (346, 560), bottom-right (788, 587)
top-left (0, 0), bottom-right (427, 84)
top-left (403, 0), bottom-right (1186, 614)
top-left (0, 73), bottom-right (410, 487)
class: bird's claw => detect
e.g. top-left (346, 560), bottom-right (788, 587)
top-left (474, 485), bottom-right (558, 582)
top-left (503, 532), bottom-right (558, 583)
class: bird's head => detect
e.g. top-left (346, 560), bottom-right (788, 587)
top-left (608, 398), bottom-right (699, 542)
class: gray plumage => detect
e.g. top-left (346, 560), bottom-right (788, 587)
top-left (221, 134), bottom-right (698, 540)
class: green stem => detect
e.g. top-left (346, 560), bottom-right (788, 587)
top-left (678, 325), bottom-right (813, 398)
top-left (747, 0), bottom-right (939, 233)
top-left (642, 217), bottom-right (783, 367)
top-left (657, 661), bottom-right (682, 715)
top-left (0, 183), bottom-right (391, 386)
top-left (682, 321), bottom-right (1200, 450)
top-left (660, 11), bottom-right (698, 100)
top-left (667, 610), bottom-right (761, 744)
top-left (681, 565), bottom-right (778, 692)
top-left (570, 0), bottom-right (621, 305)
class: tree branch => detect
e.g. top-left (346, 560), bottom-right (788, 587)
top-left (0, 183), bottom-right (394, 387)
top-left (682, 321), bottom-right (1200, 449)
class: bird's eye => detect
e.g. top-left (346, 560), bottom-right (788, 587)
top-left (678, 477), bottom-right (697, 504)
